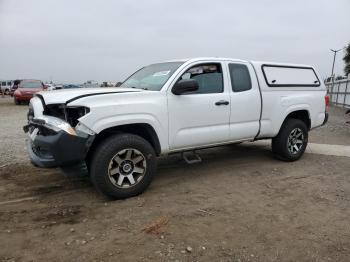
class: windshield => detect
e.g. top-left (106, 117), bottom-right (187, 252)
top-left (20, 80), bottom-right (43, 88)
top-left (122, 62), bottom-right (183, 91)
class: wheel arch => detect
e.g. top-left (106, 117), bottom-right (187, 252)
top-left (280, 109), bottom-right (311, 133)
top-left (87, 123), bottom-right (162, 164)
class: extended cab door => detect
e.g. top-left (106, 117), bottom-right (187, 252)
top-left (226, 62), bottom-right (261, 140)
top-left (167, 62), bottom-right (231, 150)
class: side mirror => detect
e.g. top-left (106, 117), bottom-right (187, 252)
top-left (172, 79), bottom-right (199, 95)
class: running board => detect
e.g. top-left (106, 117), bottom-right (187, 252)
top-left (182, 151), bottom-right (202, 164)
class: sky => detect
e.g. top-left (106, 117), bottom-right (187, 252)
top-left (0, 0), bottom-right (349, 83)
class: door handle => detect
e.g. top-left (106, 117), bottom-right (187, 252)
top-left (215, 100), bottom-right (229, 106)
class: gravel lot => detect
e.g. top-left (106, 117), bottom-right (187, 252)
top-left (1, 96), bottom-right (350, 262)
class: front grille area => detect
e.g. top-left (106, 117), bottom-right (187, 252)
top-left (45, 104), bottom-right (66, 121)
top-left (45, 104), bottom-right (89, 127)
top-left (29, 98), bottom-right (89, 129)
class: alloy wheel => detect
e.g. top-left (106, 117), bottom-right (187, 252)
top-left (108, 148), bottom-right (147, 188)
top-left (287, 128), bottom-right (304, 154)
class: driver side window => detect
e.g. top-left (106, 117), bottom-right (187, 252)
top-left (179, 63), bottom-right (223, 94)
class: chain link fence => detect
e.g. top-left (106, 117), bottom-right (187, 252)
top-left (325, 78), bottom-right (350, 108)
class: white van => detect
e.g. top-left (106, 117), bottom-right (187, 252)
top-left (0, 80), bottom-right (13, 95)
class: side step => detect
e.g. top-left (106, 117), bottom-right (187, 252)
top-left (182, 151), bottom-right (202, 164)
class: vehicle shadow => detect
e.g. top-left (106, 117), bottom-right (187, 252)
top-left (2, 141), bottom-right (274, 201)
top-left (157, 142), bottom-right (273, 172)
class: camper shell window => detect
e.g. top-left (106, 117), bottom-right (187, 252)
top-left (262, 65), bottom-right (320, 87)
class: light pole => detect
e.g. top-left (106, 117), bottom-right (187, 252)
top-left (330, 47), bottom-right (344, 78)
top-left (329, 47), bottom-right (345, 104)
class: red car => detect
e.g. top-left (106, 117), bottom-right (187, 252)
top-left (14, 79), bottom-right (45, 105)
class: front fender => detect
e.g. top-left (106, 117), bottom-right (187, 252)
top-left (79, 113), bottom-right (169, 153)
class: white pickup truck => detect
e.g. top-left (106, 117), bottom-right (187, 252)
top-left (24, 57), bottom-right (329, 199)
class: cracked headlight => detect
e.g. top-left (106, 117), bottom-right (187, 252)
top-left (35, 115), bottom-right (77, 136)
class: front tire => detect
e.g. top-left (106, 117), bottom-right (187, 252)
top-left (90, 133), bottom-right (157, 199)
top-left (272, 119), bottom-right (308, 161)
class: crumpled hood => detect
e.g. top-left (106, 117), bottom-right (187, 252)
top-left (35, 87), bottom-right (141, 105)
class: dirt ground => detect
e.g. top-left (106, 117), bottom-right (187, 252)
top-left (1, 97), bottom-right (350, 262)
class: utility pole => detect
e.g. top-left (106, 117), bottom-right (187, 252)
top-left (330, 48), bottom-right (344, 78)
top-left (329, 47), bottom-right (345, 103)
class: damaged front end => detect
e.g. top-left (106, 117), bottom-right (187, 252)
top-left (23, 96), bottom-right (95, 168)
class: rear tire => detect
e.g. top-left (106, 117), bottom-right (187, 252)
top-left (90, 133), bottom-right (157, 199)
top-left (14, 98), bottom-right (20, 105)
top-left (272, 118), bottom-right (308, 161)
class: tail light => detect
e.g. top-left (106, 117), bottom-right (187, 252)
top-left (325, 95), bottom-right (329, 112)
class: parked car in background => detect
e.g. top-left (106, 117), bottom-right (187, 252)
top-left (101, 82), bottom-right (118, 87)
top-left (54, 84), bottom-right (64, 90)
top-left (82, 80), bottom-right (99, 88)
top-left (1, 80), bottom-right (13, 95)
top-left (14, 79), bottom-right (45, 105)
top-left (10, 80), bottom-right (21, 96)
top-left (44, 84), bottom-right (56, 91)
top-left (62, 84), bottom-right (82, 89)
top-left (49, 84), bottom-right (83, 90)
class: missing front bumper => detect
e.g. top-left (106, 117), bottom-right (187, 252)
top-left (26, 129), bottom-right (94, 168)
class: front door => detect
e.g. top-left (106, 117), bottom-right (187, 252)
top-left (167, 62), bottom-right (231, 150)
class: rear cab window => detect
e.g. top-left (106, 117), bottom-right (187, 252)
top-left (262, 65), bottom-right (320, 87)
top-left (229, 64), bottom-right (252, 92)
